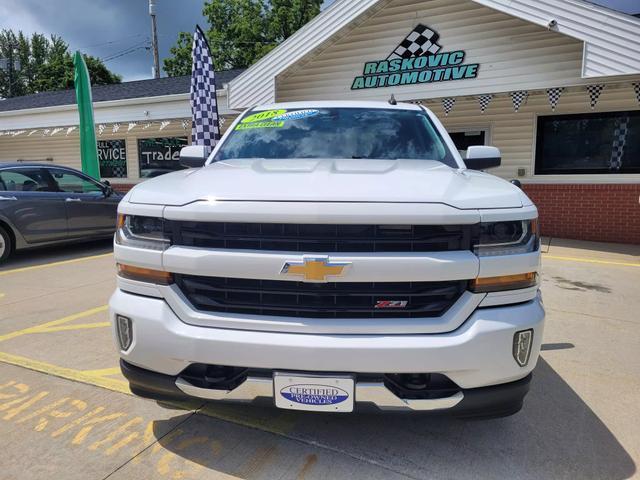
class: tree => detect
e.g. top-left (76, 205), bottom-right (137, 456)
top-left (0, 29), bottom-right (121, 98)
top-left (163, 0), bottom-right (322, 77)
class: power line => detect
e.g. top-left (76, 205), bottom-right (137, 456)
top-left (101, 40), bottom-right (151, 62)
top-left (102, 45), bottom-right (150, 63)
top-left (76, 33), bottom-right (148, 50)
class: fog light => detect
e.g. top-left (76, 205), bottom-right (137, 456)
top-left (116, 315), bottom-right (133, 351)
top-left (513, 329), bottom-right (533, 367)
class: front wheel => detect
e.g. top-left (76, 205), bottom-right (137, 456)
top-left (0, 226), bottom-right (12, 263)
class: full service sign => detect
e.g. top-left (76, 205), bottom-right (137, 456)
top-left (97, 139), bottom-right (127, 178)
top-left (351, 24), bottom-right (479, 90)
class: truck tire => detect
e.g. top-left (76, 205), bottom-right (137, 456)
top-left (0, 225), bottom-right (12, 263)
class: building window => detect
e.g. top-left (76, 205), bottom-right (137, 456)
top-left (535, 111), bottom-right (640, 175)
top-left (448, 129), bottom-right (487, 158)
top-left (138, 137), bottom-right (188, 178)
top-left (98, 139), bottom-right (127, 178)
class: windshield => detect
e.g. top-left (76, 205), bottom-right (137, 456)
top-left (213, 107), bottom-right (456, 167)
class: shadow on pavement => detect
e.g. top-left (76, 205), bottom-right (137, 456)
top-left (152, 359), bottom-right (636, 479)
top-left (547, 238), bottom-right (640, 259)
top-left (0, 238), bottom-right (113, 271)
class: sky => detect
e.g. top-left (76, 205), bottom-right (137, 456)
top-left (0, 0), bottom-right (638, 82)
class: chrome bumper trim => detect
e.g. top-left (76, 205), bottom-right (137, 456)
top-left (175, 376), bottom-right (464, 412)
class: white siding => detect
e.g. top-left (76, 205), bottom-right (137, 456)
top-left (276, 0), bottom-right (635, 103)
top-left (435, 83), bottom-right (640, 183)
top-left (475, 0), bottom-right (640, 77)
top-left (0, 119), bottom-right (237, 183)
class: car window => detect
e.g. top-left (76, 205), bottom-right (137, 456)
top-left (0, 168), bottom-right (52, 192)
top-left (49, 169), bottom-right (103, 194)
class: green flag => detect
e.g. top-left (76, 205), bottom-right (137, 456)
top-left (73, 51), bottom-right (100, 180)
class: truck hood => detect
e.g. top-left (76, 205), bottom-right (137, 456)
top-left (128, 158), bottom-right (523, 209)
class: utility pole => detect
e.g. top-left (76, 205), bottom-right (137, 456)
top-left (149, 0), bottom-right (160, 79)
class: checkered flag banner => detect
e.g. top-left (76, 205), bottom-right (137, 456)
top-left (478, 94), bottom-right (493, 114)
top-left (587, 84), bottom-right (605, 110)
top-left (546, 87), bottom-right (564, 111)
top-left (609, 116), bottom-right (629, 171)
top-left (633, 83), bottom-right (640, 105)
top-left (190, 26), bottom-right (220, 152)
top-left (442, 97), bottom-right (456, 116)
top-left (511, 91), bottom-right (529, 113)
top-left (388, 24), bottom-right (442, 60)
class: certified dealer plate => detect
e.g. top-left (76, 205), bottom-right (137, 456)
top-left (273, 372), bottom-right (355, 412)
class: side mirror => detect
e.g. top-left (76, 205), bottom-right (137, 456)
top-left (180, 145), bottom-right (208, 168)
top-left (510, 179), bottom-right (522, 189)
top-left (464, 146), bottom-right (501, 170)
top-left (101, 180), bottom-right (114, 197)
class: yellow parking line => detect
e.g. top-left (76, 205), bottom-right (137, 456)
top-left (0, 252), bottom-right (112, 277)
top-left (39, 322), bottom-right (111, 333)
top-left (543, 254), bottom-right (640, 268)
top-left (0, 351), bottom-right (130, 394)
top-left (0, 305), bottom-right (109, 343)
top-left (82, 367), bottom-right (122, 377)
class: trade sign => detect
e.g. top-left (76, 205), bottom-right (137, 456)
top-left (351, 24), bottom-right (480, 90)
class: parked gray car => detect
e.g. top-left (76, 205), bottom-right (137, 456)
top-left (0, 163), bottom-right (122, 263)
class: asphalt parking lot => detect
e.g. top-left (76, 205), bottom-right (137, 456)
top-left (0, 238), bottom-right (638, 480)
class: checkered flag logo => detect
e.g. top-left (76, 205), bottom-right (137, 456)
top-left (388, 24), bottom-right (442, 60)
top-left (546, 87), bottom-right (564, 111)
top-left (478, 94), bottom-right (493, 114)
top-left (633, 83), bottom-right (640, 105)
top-left (111, 164), bottom-right (127, 178)
top-left (609, 116), bottom-right (629, 171)
top-left (510, 91), bottom-right (529, 113)
top-left (442, 97), bottom-right (456, 116)
top-left (190, 26), bottom-right (220, 153)
top-left (587, 84), bottom-right (605, 110)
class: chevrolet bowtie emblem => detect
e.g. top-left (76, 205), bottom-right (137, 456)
top-left (281, 257), bottom-right (351, 282)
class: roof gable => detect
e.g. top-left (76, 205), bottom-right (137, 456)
top-left (227, 0), bottom-right (640, 109)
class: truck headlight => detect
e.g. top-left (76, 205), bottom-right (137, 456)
top-left (116, 214), bottom-right (169, 251)
top-left (474, 219), bottom-right (539, 256)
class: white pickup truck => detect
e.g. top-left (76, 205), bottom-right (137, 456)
top-left (110, 101), bottom-right (544, 418)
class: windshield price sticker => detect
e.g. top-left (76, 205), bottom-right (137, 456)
top-left (236, 121), bottom-right (285, 130)
top-left (272, 109), bottom-right (319, 121)
top-left (241, 110), bottom-right (287, 124)
top-left (236, 109), bottom-right (320, 130)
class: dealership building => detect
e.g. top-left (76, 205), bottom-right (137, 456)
top-left (1, 0), bottom-right (639, 244)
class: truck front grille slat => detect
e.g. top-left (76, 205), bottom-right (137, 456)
top-left (167, 222), bottom-right (476, 253)
top-left (175, 275), bottom-right (467, 319)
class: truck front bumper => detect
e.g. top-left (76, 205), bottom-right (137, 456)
top-left (110, 289), bottom-right (544, 414)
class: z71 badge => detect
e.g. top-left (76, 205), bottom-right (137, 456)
top-left (375, 300), bottom-right (409, 309)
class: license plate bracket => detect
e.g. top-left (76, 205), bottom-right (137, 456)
top-left (273, 372), bottom-right (355, 412)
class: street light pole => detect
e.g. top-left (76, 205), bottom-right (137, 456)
top-left (149, 0), bottom-right (160, 79)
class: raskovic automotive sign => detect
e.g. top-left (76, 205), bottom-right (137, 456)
top-left (351, 24), bottom-right (479, 90)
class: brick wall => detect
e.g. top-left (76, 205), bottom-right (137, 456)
top-left (523, 184), bottom-right (640, 244)
top-left (112, 184), bottom-right (137, 194)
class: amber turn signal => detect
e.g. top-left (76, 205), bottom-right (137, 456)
top-left (470, 272), bottom-right (538, 293)
top-left (117, 264), bottom-right (173, 285)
